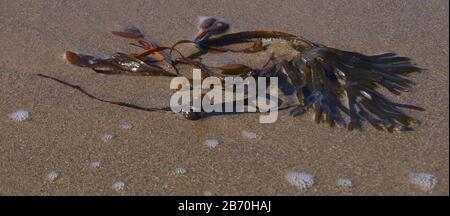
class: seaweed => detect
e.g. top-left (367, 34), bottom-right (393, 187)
top-left (38, 16), bottom-right (424, 132)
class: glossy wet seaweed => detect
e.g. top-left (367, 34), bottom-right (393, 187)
top-left (258, 48), bottom-right (424, 131)
top-left (37, 18), bottom-right (424, 132)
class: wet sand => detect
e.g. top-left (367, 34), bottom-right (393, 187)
top-left (0, 0), bottom-right (448, 195)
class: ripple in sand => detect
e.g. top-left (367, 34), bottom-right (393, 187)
top-left (174, 167), bottom-right (188, 174)
top-left (205, 139), bottom-right (219, 148)
top-left (9, 110), bottom-right (31, 122)
top-left (409, 172), bottom-right (438, 192)
top-left (47, 171), bottom-right (60, 182)
top-left (119, 123), bottom-right (134, 130)
top-left (102, 133), bottom-right (115, 142)
top-left (112, 181), bottom-right (127, 191)
top-left (241, 131), bottom-right (260, 139)
top-left (337, 178), bottom-right (354, 188)
top-left (286, 171), bottom-right (315, 189)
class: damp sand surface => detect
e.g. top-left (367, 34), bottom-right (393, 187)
top-left (0, 0), bottom-right (448, 195)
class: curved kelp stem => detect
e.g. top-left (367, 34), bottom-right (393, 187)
top-left (36, 74), bottom-right (172, 113)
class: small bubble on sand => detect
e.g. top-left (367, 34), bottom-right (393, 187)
top-left (9, 110), bottom-right (31, 122)
top-left (174, 167), bottom-right (188, 174)
top-left (409, 172), bottom-right (438, 192)
top-left (241, 131), bottom-right (260, 139)
top-left (204, 191), bottom-right (216, 196)
top-left (112, 181), bottom-right (127, 191)
top-left (119, 123), bottom-right (134, 130)
top-left (205, 139), bottom-right (219, 148)
top-left (102, 133), bottom-right (115, 142)
top-left (286, 171), bottom-right (315, 189)
top-left (337, 178), bottom-right (354, 188)
top-left (47, 171), bottom-right (60, 182)
top-left (89, 160), bottom-right (102, 168)
top-left (81, 133), bottom-right (88, 139)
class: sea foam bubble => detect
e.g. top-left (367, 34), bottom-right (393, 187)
top-left (204, 191), bottom-right (217, 196)
top-left (205, 139), bottom-right (220, 148)
top-left (241, 131), bottom-right (260, 139)
top-left (47, 171), bottom-right (60, 182)
top-left (119, 123), bottom-right (134, 130)
top-left (112, 181), bottom-right (127, 191)
top-left (102, 133), bottom-right (115, 142)
top-left (286, 171), bottom-right (315, 189)
top-left (337, 178), bottom-right (354, 188)
top-left (174, 167), bottom-right (188, 174)
top-left (9, 110), bottom-right (31, 122)
top-left (409, 172), bottom-right (438, 192)
top-left (89, 160), bottom-right (102, 168)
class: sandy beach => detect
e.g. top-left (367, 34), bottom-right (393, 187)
top-left (0, 0), bottom-right (448, 195)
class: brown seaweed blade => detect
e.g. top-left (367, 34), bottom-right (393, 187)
top-left (111, 26), bottom-right (145, 39)
top-left (200, 39), bottom-right (268, 54)
top-left (65, 51), bottom-right (177, 77)
top-left (65, 51), bottom-right (131, 75)
top-left (284, 45), bottom-right (424, 131)
top-left (201, 30), bottom-right (312, 49)
top-left (65, 51), bottom-right (101, 67)
top-left (112, 25), bottom-right (178, 74)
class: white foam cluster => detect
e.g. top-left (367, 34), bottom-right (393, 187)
top-left (112, 181), bottom-right (127, 191)
top-left (286, 171), bottom-right (315, 189)
top-left (9, 110), bottom-right (31, 122)
top-left (174, 167), bottom-right (188, 174)
top-left (205, 139), bottom-right (219, 148)
top-left (47, 171), bottom-right (60, 182)
top-left (89, 160), bottom-right (102, 168)
top-left (241, 131), bottom-right (260, 139)
top-left (102, 133), bottom-right (115, 142)
top-left (204, 191), bottom-right (216, 196)
top-left (119, 123), bottom-right (134, 130)
top-left (337, 178), bottom-right (354, 188)
top-left (409, 172), bottom-right (438, 192)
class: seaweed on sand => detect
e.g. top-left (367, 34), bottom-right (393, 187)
top-left (38, 17), bottom-right (424, 132)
